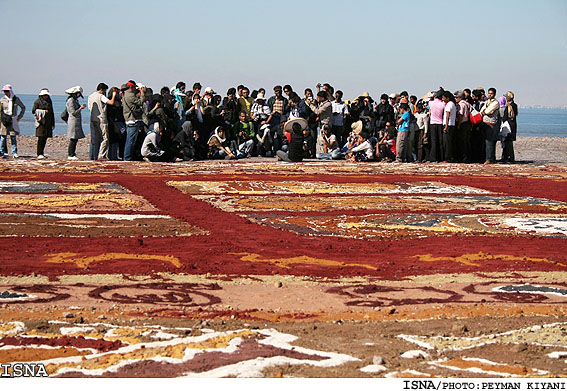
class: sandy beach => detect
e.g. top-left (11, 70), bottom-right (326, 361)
top-left (5, 134), bottom-right (567, 165)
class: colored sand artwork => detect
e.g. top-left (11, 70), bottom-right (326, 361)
top-left (0, 160), bottom-right (567, 378)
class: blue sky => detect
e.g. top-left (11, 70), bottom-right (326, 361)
top-left (2, 0), bottom-right (566, 106)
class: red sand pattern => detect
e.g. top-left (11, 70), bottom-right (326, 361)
top-left (0, 162), bottom-right (566, 378)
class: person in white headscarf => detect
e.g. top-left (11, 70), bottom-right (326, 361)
top-left (0, 84), bottom-right (26, 158)
top-left (64, 86), bottom-right (86, 160)
top-left (207, 126), bottom-right (235, 159)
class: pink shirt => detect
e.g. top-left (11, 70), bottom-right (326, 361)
top-left (429, 98), bottom-right (446, 125)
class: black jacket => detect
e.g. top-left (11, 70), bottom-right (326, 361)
top-left (375, 103), bottom-right (394, 129)
top-left (222, 97), bottom-right (240, 124)
top-left (288, 132), bottom-right (304, 162)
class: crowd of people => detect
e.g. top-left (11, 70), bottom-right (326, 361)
top-left (0, 82), bottom-right (518, 164)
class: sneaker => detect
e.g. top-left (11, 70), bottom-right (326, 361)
top-left (143, 157), bottom-right (151, 162)
top-left (37, 155), bottom-right (46, 159)
top-left (68, 156), bottom-right (79, 160)
top-left (12, 153), bottom-right (19, 158)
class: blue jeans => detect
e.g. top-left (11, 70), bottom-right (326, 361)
top-left (211, 150), bottom-right (228, 160)
top-left (485, 139), bottom-right (497, 163)
top-left (229, 139), bottom-right (254, 159)
top-left (0, 135), bottom-right (17, 155)
top-left (317, 148), bottom-right (342, 160)
top-left (124, 122), bottom-right (140, 161)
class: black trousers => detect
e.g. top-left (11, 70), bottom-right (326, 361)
top-left (68, 138), bottom-right (78, 157)
top-left (37, 136), bottom-right (48, 156)
top-left (456, 121), bottom-right (472, 162)
top-left (443, 125), bottom-right (456, 162)
top-left (429, 124), bottom-right (444, 162)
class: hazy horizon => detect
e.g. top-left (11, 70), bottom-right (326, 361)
top-left (2, 0), bottom-right (566, 107)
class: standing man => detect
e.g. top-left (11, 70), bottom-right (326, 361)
top-left (222, 87), bottom-right (240, 130)
top-left (283, 85), bottom-right (294, 99)
top-left (307, 91), bottom-right (332, 139)
top-left (173, 81), bottom-right (187, 128)
top-left (192, 82), bottom-right (202, 97)
top-left (375, 93), bottom-right (395, 132)
top-left (0, 85), bottom-right (25, 158)
top-left (202, 87), bottom-right (215, 106)
top-left (396, 103), bottom-right (411, 162)
top-left (480, 87), bottom-right (500, 164)
top-left (455, 90), bottom-right (472, 162)
top-left (470, 89), bottom-right (486, 163)
top-left (267, 85), bottom-right (289, 149)
top-left (238, 86), bottom-right (253, 120)
top-left (331, 90), bottom-right (349, 146)
top-left (267, 85), bottom-right (289, 122)
top-left (88, 83), bottom-right (117, 160)
top-left (316, 83), bottom-right (334, 101)
top-left (441, 91), bottom-right (457, 162)
top-left (428, 91), bottom-right (445, 162)
top-left (122, 80), bottom-right (146, 161)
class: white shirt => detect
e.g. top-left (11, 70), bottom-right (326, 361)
top-left (88, 92), bottom-right (109, 122)
top-left (443, 101), bottom-right (457, 127)
top-left (331, 100), bottom-right (349, 126)
top-left (316, 133), bottom-right (338, 155)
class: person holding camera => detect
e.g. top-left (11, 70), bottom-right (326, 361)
top-left (64, 86), bottom-right (86, 160)
top-left (122, 80), bottom-right (146, 161)
top-left (88, 83), bottom-right (117, 160)
top-left (307, 91), bottom-right (332, 140)
top-left (0, 84), bottom-right (26, 158)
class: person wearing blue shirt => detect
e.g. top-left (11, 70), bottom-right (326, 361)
top-left (396, 103), bottom-right (410, 162)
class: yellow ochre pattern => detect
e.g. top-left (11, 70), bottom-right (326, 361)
top-left (45, 252), bottom-right (182, 269)
top-left (230, 252), bottom-right (377, 270)
top-left (415, 252), bottom-right (567, 268)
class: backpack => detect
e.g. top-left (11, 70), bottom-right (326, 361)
top-left (61, 97), bottom-right (71, 122)
top-left (61, 108), bottom-right (69, 122)
top-left (1, 96), bottom-right (15, 128)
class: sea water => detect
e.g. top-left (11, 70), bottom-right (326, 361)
top-left (12, 94), bottom-right (567, 137)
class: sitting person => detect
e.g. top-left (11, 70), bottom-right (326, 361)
top-left (207, 126), bottom-right (235, 159)
top-left (141, 125), bottom-right (166, 162)
top-left (377, 121), bottom-right (395, 142)
top-left (303, 127), bottom-right (315, 159)
top-left (316, 124), bottom-right (342, 160)
top-left (347, 131), bottom-right (375, 162)
top-left (172, 120), bottom-right (199, 161)
top-left (231, 111), bottom-right (255, 157)
top-left (376, 129), bottom-right (397, 162)
top-left (276, 122), bottom-right (304, 162)
top-left (256, 123), bottom-right (273, 156)
top-left (342, 120), bottom-right (363, 153)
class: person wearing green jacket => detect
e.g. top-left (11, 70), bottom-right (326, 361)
top-left (231, 111), bottom-right (255, 158)
top-left (122, 80), bottom-right (146, 161)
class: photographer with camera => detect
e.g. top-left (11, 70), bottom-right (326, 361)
top-left (122, 80), bottom-right (146, 161)
top-left (307, 91), bottom-right (332, 140)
